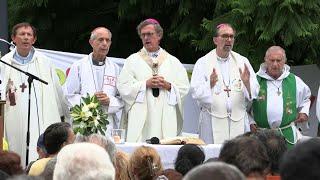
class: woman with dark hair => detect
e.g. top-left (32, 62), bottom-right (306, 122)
top-left (174, 144), bottom-right (205, 175)
top-left (0, 151), bottom-right (24, 176)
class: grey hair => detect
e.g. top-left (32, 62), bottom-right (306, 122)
top-left (53, 143), bottom-right (115, 180)
top-left (264, 46), bottom-right (287, 62)
top-left (183, 162), bottom-right (246, 180)
top-left (136, 20), bottom-right (163, 38)
top-left (90, 27), bottom-right (112, 40)
top-left (87, 134), bottom-right (116, 165)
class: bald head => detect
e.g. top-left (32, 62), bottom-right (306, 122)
top-left (90, 27), bottom-right (112, 40)
top-left (264, 46), bottom-right (287, 79)
top-left (264, 46), bottom-right (286, 62)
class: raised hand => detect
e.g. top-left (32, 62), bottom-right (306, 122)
top-left (210, 68), bottom-right (219, 88)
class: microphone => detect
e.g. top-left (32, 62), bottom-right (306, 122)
top-left (146, 137), bottom-right (160, 144)
top-left (0, 38), bottom-right (15, 51)
top-left (152, 61), bottom-right (159, 97)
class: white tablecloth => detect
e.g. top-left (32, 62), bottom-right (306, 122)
top-left (116, 143), bottom-right (222, 169)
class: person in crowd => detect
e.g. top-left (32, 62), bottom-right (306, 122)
top-left (280, 138), bottom-right (320, 180)
top-left (128, 146), bottom-right (163, 180)
top-left (53, 143), bottom-right (115, 180)
top-left (39, 157), bottom-right (56, 180)
top-left (117, 18), bottom-right (190, 142)
top-left (26, 134), bottom-right (47, 173)
top-left (64, 26), bottom-right (124, 134)
top-left (0, 151), bottom-right (24, 177)
top-left (28, 122), bottom-right (75, 176)
top-left (183, 161), bottom-right (245, 180)
top-left (174, 144), bottom-right (205, 176)
top-left (250, 46), bottom-right (311, 148)
top-left (115, 150), bottom-right (130, 180)
top-left (0, 22), bottom-right (68, 166)
top-left (254, 129), bottom-right (287, 176)
top-left (317, 86), bottom-right (320, 121)
top-left (219, 136), bottom-right (270, 179)
top-left (87, 133), bottom-right (116, 165)
top-left (190, 23), bottom-right (259, 144)
top-left (157, 169), bottom-right (182, 180)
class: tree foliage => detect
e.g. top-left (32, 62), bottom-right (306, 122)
top-left (7, 0), bottom-right (320, 68)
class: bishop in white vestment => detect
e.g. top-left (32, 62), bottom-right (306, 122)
top-left (190, 24), bottom-right (259, 144)
top-left (117, 19), bottom-right (190, 142)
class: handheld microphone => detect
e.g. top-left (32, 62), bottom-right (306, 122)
top-left (146, 137), bottom-right (160, 144)
top-left (152, 61), bottom-right (159, 97)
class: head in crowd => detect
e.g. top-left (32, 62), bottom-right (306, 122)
top-left (115, 150), bottom-right (130, 180)
top-left (264, 46), bottom-right (287, 79)
top-left (89, 27), bottom-right (112, 61)
top-left (213, 23), bottom-right (235, 58)
top-left (255, 129), bottom-right (287, 175)
top-left (44, 122), bottom-right (75, 155)
top-left (183, 161), bottom-right (245, 180)
top-left (53, 143), bottom-right (115, 180)
top-left (280, 138), bottom-right (320, 180)
top-left (128, 146), bottom-right (163, 180)
top-left (137, 18), bottom-right (163, 52)
top-left (11, 22), bottom-right (37, 57)
top-left (219, 136), bottom-right (270, 179)
top-left (157, 169), bottom-right (183, 180)
top-left (87, 133), bottom-right (116, 164)
top-left (174, 144), bottom-right (205, 175)
top-left (0, 151), bottom-right (23, 176)
top-left (37, 133), bottom-right (47, 159)
top-left (40, 157), bottom-right (57, 180)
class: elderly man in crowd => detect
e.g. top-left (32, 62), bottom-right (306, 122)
top-left (64, 27), bottom-right (124, 134)
top-left (117, 18), bottom-right (190, 142)
top-left (190, 23), bottom-right (259, 144)
top-left (250, 46), bottom-right (311, 148)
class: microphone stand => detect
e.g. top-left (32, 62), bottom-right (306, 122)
top-left (0, 59), bottom-right (48, 166)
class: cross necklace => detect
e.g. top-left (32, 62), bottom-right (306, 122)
top-left (270, 80), bottom-right (282, 96)
top-left (19, 64), bottom-right (30, 93)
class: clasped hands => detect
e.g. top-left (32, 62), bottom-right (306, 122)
top-left (146, 75), bottom-right (171, 91)
top-left (94, 91), bottom-right (110, 106)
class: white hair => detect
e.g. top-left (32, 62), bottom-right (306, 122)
top-left (53, 143), bottom-right (115, 180)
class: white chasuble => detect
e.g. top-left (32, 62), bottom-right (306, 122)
top-left (117, 48), bottom-right (190, 142)
top-left (0, 49), bottom-right (65, 166)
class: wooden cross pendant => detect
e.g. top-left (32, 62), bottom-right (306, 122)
top-left (224, 86), bottom-right (231, 97)
top-left (20, 82), bottom-right (27, 92)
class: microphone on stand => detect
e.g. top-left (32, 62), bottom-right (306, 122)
top-left (152, 60), bottom-right (159, 97)
top-left (0, 38), bottom-right (16, 51)
top-left (146, 137), bottom-right (160, 144)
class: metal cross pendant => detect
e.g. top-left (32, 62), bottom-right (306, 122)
top-left (20, 82), bottom-right (27, 92)
top-left (224, 86), bottom-right (231, 97)
top-left (277, 88), bottom-right (281, 96)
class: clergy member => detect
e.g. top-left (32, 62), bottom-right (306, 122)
top-left (190, 23), bottom-right (259, 144)
top-left (250, 46), bottom-right (311, 147)
top-left (117, 19), bottom-right (190, 142)
top-left (0, 22), bottom-right (68, 166)
top-left (64, 27), bottom-right (124, 134)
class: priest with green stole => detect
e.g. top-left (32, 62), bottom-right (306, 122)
top-left (250, 46), bottom-right (311, 148)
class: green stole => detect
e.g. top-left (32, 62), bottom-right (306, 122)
top-left (252, 73), bottom-right (296, 148)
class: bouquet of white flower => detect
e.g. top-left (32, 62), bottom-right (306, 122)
top-left (70, 93), bottom-right (108, 136)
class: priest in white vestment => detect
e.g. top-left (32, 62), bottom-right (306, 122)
top-left (250, 46), bottom-right (311, 148)
top-left (190, 23), bottom-right (259, 144)
top-left (117, 19), bottom-right (190, 142)
top-left (64, 27), bottom-right (124, 135)
top-left (0, 23), bottom-right (68, 166)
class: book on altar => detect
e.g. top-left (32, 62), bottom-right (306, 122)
top-left (160, 136), bottom-right (206, 145)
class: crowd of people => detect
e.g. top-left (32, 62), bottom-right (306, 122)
top-left (0, 18), bottom-right (319, 180)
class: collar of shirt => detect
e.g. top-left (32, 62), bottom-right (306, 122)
top-left (13, 48), bottom-right (35, 64)
top-left (216, 54), bottom-right (230, 62)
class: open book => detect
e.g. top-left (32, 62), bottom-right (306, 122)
top-left (160, 136), bottom-right (206, 145)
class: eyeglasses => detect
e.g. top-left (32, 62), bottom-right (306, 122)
top-left (218, 34), bottom-right (235, 40)
top-left (140, 32), bottom-right (155, 38)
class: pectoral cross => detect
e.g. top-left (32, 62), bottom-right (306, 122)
top-left (20, 83), bottom-right (27, 92)
top-left (224, 86), bottom-right (231, 97)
